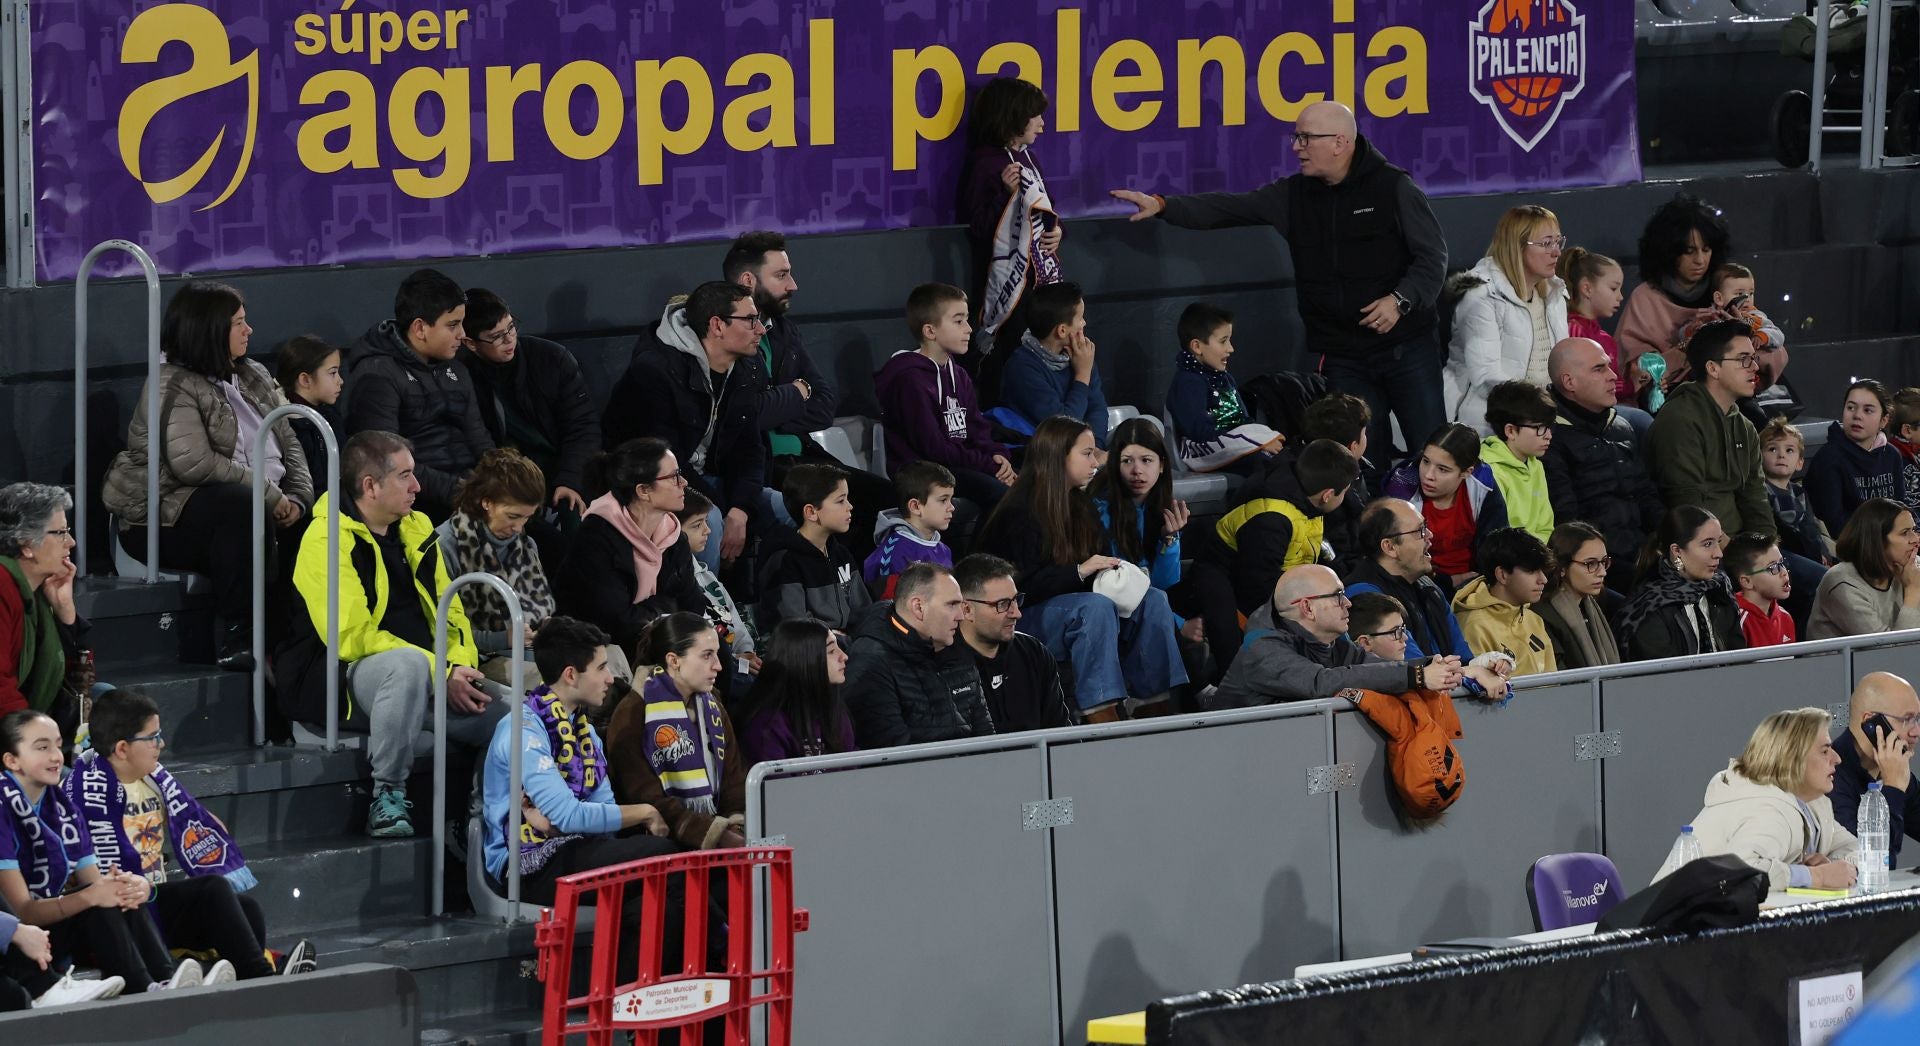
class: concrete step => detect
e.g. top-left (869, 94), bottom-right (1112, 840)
top-left (76, 575), bottom-right (216, 670)
top-left (1748, 241), bottom-right (1909, 345)
top-left (107, 664), bottom-right (256, 755)
top-left (1788, 334), bottom-right (1920, 420)
top-left (301, 915), bottom-right (545, 1023)
top-left (165, 746), bottom-right (368, 847)
top-left (246, 835), bottom-right (437, 935)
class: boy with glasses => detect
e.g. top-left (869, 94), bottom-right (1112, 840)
top-left (1348, 593), bottom-right (1411, 662)
top-left (1727, 532), bottom-right (1796, 648)
top-left (952, 555), bottom-right (1071, 733)
top-left (1478, 381), bottom-right (1557, 544)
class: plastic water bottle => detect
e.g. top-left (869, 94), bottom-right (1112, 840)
top-left (1665, 824), bottom-right (1703, 871)
top-left (1857, 782), bottom-right (1891, 894)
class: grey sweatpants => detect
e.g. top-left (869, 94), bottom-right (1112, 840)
top-left (347, 647), bottom-right (512, 787)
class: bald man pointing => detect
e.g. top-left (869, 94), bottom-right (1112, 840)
top-left (1110, 101), bottom-right (1448, 474)
top-left (1830, 671), bottom-right (1920, 865)
top-left (1210, 564), bottom-right (1503, 708)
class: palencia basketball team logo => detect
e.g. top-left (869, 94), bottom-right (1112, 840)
top-left (1467, 0), bottom-right (1587, 153)
top-left (118, 4), bottom-right (259, 210)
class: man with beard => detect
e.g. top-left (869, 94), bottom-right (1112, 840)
top-left (724, 231), bottom-right (892, 555)
top-left (1343, 497), bottom-right (1473, 660)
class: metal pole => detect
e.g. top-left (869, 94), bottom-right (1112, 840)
top-left (432, 572), bottom-right (525, 919)
top-left (1811, 0), bottom-right (1832, 174)
top-left (251, 404), bottom-right (339, 747)
top-left (1, 0), bottom-right (36, 290)
top-left (71, 240), bottom-right (160, 580)
top-left (1862, 0), bottom-right (1885, 169)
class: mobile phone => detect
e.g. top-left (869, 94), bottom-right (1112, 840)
top-left (1864, 712), bottom-right (1894, 747)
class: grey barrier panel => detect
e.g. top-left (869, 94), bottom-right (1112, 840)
top-left (1332, 684), bottom-right (1602, 957)
top-left (761, 747), bottom-right (1055, 1045)
top-left (1048, 710), bottom-right (1339, 1043)
top-left (1851, 639), bottom-right (1920, 686)
top-left (1600, 652), bottom-right (1843, 887)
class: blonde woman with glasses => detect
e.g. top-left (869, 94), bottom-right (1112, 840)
top-left (1441, 205), bottom-right (1570, 434)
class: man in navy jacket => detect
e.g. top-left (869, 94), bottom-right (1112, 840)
top-left (1830, 672), bottom-right (1920, 866)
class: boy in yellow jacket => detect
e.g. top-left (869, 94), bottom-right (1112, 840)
top-left (1451, 527), bottom-right (1557, 677)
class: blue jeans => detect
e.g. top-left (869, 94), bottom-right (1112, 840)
top-left (1019, 589), bottom-right (1188, 712)
top-left (695, 476), bottom-right (793, 571)
top-left (1319, 330), bottom-right (1447, 466)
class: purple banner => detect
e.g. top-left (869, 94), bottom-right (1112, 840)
top-left (30, 0), bottom-right (1639, 282)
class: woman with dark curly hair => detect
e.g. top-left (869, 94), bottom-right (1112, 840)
top-left (1614, 194), bottom-right (1742, 396)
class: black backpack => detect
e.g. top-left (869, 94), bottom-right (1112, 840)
top-left (1596, 855), bottom-right (1768, 934)
top-left (1237, 371), bottom-right (1328, 440)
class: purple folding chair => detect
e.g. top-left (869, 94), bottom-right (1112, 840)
top-left (1527, 852), bottom-right (1624, 931)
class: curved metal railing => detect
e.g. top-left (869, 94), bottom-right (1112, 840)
top-left (431, 573), bottom-right (526, 918)
top-left (250, 404), bottom-right (340, 748)
top-left (72, 240), bottom-right (160, 579)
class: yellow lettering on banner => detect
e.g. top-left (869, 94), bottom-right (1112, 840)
top-left (544, 61), bottom-right (624, 160)
top-left (1091, 39), bottom-right (1162, 132)
top-left (724, 53), bottom-right (797, 152)
top-left (368, 11), bottom-right (403, 65)
top-left (890, 45), bottom-right (963, 171)
top-left (1053, 7), bottom-right (1081, 132)
top-left (406, 11), bottom-right (441, 52)
top-left (293, 14), bottom-right (325, 57)
top-left (1256, 32), bottom-right (1325, 121)
top-left (1366, 28), bottom-right (1428, 115)
top-left (1176, 37), bottom-right (1245, 129)
top-left (634, 57), bottom-right (715, 186)
top-left (445, 9), bottom-right (470, 49)
top-left (329, 0), bottom-right (364, 55)
top-left (484, 64), bottom-right (543, 162)
top-left (809, 19), bottom-right (835, 146)
top-left (389, 67), bottom-right (470, 197)
top-left (977, 41), bottom-right (1043, 85)
top-left (118, 3), bottom-right (260, 207)
top-left (1333, 31), bottom-right (1356, 110)
top-left (296, 69), bottom-right (379, 173)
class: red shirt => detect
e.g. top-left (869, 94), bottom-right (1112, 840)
top-left (1568, 313), bottom-right (1630, 401)
top-left (1423, 494), bottom-right (1476, 578)
top-left (1735, 594), bottom-right (1796, 648)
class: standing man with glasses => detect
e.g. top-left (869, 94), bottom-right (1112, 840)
top-left (1211, 565), bottom-right (1501, 708)
top-left (1345, 498), bottom-right (1474, 661)
top-left (605, 281), bottom-right (769, 571)
top-left (953, 554), bottom-right (1072, 733)
top-left (1829, 671), bottom-right (1920, 866)
top-left (1108, 100), bottom-right (1448, 478)
top-left (1544, 337), bottom-right (1665, 595)
top-left (1648, 321), bottom-right (1778, 541)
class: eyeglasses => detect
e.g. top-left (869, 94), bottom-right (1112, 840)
top-left (1873, 711), bottom-right (1920, 729)
top-left (966, 593), bottom-right (1027, 615)
top-left (649, 469), bottom-right (687, 486)
top-left (1572, 555), bottom-right (1613, 573)
top-left (128, 728), bottom-right (166, 748)
top-left (42, 528), bottom-right (73, 540)
top-left (1289, 591), bottom-right (1352, 610)
top-left (1745, 559), bottom-right (1790, 577)
top-left (1359, 624), bottom-right (1411, 642)
top-left (1385, 524), bottom-right (1432, 542)
top-left (1290, 131), bottom-right (1341, 146)
top-left (475, 320), bottom-right (518, 346)
top-left (1714, 353), bottom-right (1761, 371)
top-left (1517, 422), bottom-right (1554, 436)
top-left (722, 314), bottom-right (768, 331)
top-left (1525, 236), bottom-right (1569, 251)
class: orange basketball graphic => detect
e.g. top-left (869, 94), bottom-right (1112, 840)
top-left (653, 724), bottom-right (681, 749)
top-left (1468, 0), bottom-right (1588, 152)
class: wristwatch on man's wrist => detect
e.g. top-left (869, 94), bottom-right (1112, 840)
top-left (1391, 291), bottom-right (1413, 315)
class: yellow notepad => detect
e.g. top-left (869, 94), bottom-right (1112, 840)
top-left (1784, 887), bottom-right (1850, 898)
top-left (1086, 1010), bottom-right (1147, 1045)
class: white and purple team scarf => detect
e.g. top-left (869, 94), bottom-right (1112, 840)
top-left (0, 770), bottom-right (87, 899)
top-left (65, 750), bottom-right (256, 892)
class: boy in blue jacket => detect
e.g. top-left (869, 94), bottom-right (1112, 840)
top-left (999, 281), bottom-right (1110, 456)
top-left (1165, 302), bottom-right (1281, 474)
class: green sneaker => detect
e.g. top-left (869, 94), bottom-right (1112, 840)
top-left (368, 785), bottom-right (414, 838)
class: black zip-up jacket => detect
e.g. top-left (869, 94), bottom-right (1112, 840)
top-left (1159, 134), bottom-right (1446, 359)
top-left (602, 303), bottom-right (768, 517)
top-left (754, 523), bottom-right (872, 631)
top-left (554, 513), bottom-right (705, 655)
top-left (755, 316), bottom-right (839, 440)
top-left (844, 604), bottom-right (995, 748)
top-left (459, 334), bottom-right (600, 495)
top-left (1544, 390), bottom-right (1665, 580)
top-left (345, 320), bottom-right (493, 515)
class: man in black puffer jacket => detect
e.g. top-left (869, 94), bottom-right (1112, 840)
top-left (457, 288), bottom-right (600, 515)
top-left (346, 268), bottom-right (494, 522)
top-left (844, 563), bottom-right (995, 748)
top-left (1543, 338), bottom-right (1664, 594)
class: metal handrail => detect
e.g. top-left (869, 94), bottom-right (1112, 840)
top-left (250, 404), bottom-right (339, 748)
top-left (1810, 0), bottom-right (1832, 173)
top-left (72, 240), bottom-right (160, 579)
top-left (431, 572), bottom-right (525, 918)
top-left (1509, 620), bottom-right (1920, 690)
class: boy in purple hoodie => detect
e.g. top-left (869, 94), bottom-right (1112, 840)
top-left (874, 284), bottom-right (1019, 518)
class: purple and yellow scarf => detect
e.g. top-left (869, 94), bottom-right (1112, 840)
top-left (640, 673), bottom-right (729, 815)
top-left (515, 686), bottom-right (602, 876)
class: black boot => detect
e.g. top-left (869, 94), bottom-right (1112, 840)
top-left (217, 623), bottom-right (256, 673)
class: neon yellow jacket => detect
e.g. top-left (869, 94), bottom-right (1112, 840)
top-left (1479, 436), bottom-right (1554, 544)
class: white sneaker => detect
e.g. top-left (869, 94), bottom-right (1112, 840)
top-left (159, 958), bottom-right (204, 991)
top-left (203, 959), bottom-right (237, 985)
top-left (32, 971), bottom-right (126, 1008)
top-left (279, 938), bottom-right (318, 976)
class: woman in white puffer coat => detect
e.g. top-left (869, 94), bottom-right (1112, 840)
top-left (1442, 205), bottom-right (1570, 434)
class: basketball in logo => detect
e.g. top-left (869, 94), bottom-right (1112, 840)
top-left (1468, 0), bottom-right (1589, 152)
top-left (653, 725), bottom-right (681, 749)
